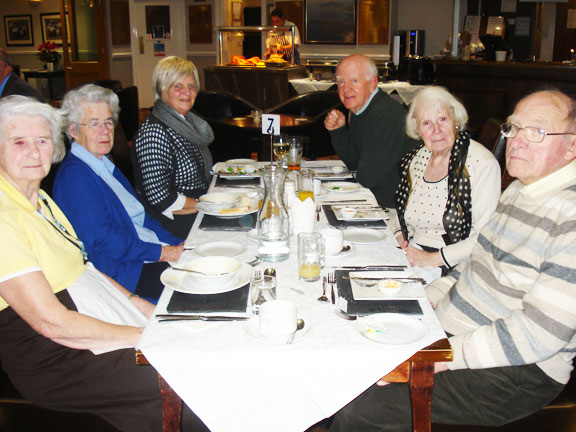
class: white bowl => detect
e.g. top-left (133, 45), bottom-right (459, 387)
top-left (244, 165), bottom-right (257, 174)
top-left (199, 193), bottom-right (240, 212)
top-left (340, 207), bottom-right (357, 219)
top-left (181, 256), bottom-right (242, 288)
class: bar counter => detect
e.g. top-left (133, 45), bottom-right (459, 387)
top-left (433, 59), bottom-right (576, 132)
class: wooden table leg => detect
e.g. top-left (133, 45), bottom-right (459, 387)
top-left (158, 374), bottom-right (182, 432)
top-left (409, 361), bottom-right (435, 432)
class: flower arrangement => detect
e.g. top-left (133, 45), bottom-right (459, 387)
top-left (37, 42), bottom-right (61, 64)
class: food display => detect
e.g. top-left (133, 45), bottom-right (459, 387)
top-left (229, 54), bottom-right (288, 67)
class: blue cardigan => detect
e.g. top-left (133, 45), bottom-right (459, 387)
top-left (53, 152), bottom-right (181, 293)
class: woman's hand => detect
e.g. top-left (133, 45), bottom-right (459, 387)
top-left (324, 109), bottom-right (346, 131)
top-left (404, 247), bottom-right (443, 268)
top-left (159, 244), bottom-right (184, 263)
top-left (396, 233), bottom-right (408, 249)
top-left (174, 197), bottom-right (199, 215)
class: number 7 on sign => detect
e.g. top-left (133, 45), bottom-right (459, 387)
top-left (262, 114), bottom-right (280, 136)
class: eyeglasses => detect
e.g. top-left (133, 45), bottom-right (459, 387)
top-left (501, 123), bottom-right (575, 144)
top-left (77, 120), bottom-right (115, 131)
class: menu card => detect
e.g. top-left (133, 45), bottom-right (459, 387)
top-left (167, 284), bottom-right (250, 314)
top-left (199, 213), bottom-right (257, 231)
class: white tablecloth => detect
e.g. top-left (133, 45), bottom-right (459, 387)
top-left (137, 161), bottom-right (447, 432)
top-left (289, 79), bottom-right (429, 105)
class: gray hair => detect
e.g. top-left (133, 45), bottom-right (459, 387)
top-left (153, 56), bottom-right (199, 102)
top-left (337, 54), bottom-right (378, 81)
top-left (406, 86), bottom-right (468, 139)
top-left (60, 84), bottom-right (120, 140)
top-left (0, 95), bottom-right (65, 163)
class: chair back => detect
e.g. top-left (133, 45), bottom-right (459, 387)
top-left (266, 91), bottom-right (342, 119)
top-left (90, 79), bottom-right (123, 92)
top-left (116, 86), bottom-right (139, 142)
top-left (478, 117), bottom-right (502, 151)
top-left (193, 90), bottom-right (257, 120)
top-left (492, 132), bottom-right (507, 174)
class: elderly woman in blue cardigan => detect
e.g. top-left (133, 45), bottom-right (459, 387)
top-left (53, 84), bottom-right (183, 302)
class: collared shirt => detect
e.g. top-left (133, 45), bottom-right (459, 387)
top-left (355, 87), bottom-right (379, 116)
top-left (0, 72), bottom-right (11, 97)
top-left (70, 142), bottom-right (162, 245)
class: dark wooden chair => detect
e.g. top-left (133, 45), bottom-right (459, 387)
top-left (192, 90), bottom-right (260, 163)
top-left (477, 118), bottom-right (503, 152)
top-left (116, 85), bottom-right (139, 143)
top-left (266, 91), bottom-right (343, 159)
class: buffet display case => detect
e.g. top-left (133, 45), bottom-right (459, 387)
top-left (205, 26), bottom-right (307, 109)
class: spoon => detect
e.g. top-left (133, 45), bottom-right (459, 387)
top-left (339, 245), bottom-right (351, 254)
top-left (317, 276), bottom-right (329, 302)
top-left (296, 318), bottom-right (305, 331)
top-left (169, 265), bottom-right (227, 276)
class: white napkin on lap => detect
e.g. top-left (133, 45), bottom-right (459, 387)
top-left (290, 197), bottom-right (316, 237)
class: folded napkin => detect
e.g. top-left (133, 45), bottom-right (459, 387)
top-left (167, 284), bottom-right (250, 315)
top-left (290, 197), bottom-right (316, 236)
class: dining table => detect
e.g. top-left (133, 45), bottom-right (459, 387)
top-left (288, 79), bottom-right (430, 106)
top-left (136, 160), bottom-right (452, 432)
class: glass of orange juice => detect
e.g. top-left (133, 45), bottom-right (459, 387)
top-left (297, 170), bottom-right (314, 202)
top-left (298, 232), bottom-right (325, 282)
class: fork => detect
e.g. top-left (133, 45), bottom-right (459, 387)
top-left (328, 271), bottom-right (337, 304)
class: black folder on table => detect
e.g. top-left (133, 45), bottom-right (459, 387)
top-left (199, 213), bottom-right (257, 231)
top-left (215, 176), bottom-right (260, 187)
top-left (335, 270), bottom-right (422, 316)
top-left (167, 284), bottom-right (250, 314)
top-left (322, 205), bottom-right (387, 229)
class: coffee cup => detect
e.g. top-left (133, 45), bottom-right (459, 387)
top-left (495, 50), bottom-right (507, 62)
top-left (320, 228), bottom-right (344, 256)
top-left (259, 300), bottom-right (298, 344)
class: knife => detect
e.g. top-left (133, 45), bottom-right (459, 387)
top-left (340, 265), bottom-right (407, 270)
top-left (156, 315), bottom-right (249, 322)
top-left (343, 276), bottom-right (425, 283)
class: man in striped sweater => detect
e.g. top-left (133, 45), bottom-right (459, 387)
top-left (330, 90), bottom-right (576, 431)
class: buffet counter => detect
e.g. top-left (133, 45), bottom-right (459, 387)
top-left (204, 65), bottom-right (307, 110)
top-left (433, 59), bottom-right (576, 132)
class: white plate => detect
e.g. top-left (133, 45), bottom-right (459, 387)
top-left (226, 158), bottom-right (257, 167)
top-left (218, 172), bottom-right (260, 180)
top-left (161, 262), bottom-right (254, 295)
top-left (245, 316), bottom-right (311, 345)
top-left (332, 206), bottom-right (388, 221)
top-left (197, 202), bottom-right (258, 218)
top-left (322, 182), bottom-right (362, 194)
top-left (357, 313), bottom-right (428, 345)
top-left (195, 241), bottom-right (247, 258)
top-left (343, 228), bottom-right (386, 244)
top-left (325, 242), bottom-right (355, 258)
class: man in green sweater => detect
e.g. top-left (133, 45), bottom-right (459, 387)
top-left (324, 54), bottom-right (419, 207)
top-left (330, 89), bottom-right (576, 431)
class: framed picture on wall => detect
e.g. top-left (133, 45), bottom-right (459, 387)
top-left (40, 13), bottom-right (65, 45)
top-left (305, 0), bottom-right (356, 44)
top-left (3, 15), bottom-right (34, 46)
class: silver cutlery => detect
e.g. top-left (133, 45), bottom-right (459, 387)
top-left (168, 265), bottom-right (225, 276)
top-left (328, 271), bottom-right (336, 304)
top-left (321, 200), bottom-right (369, 204)
top-left (316, 203), bottom-right (321, 221)
top-left (156, 315), bottom-right (249, 322)
top-left (343, 276), bottom-right (425, 283)
top-left (317, 276), bottom-right (329, 302)
top-left (340, 265), bottom-right (407, 270)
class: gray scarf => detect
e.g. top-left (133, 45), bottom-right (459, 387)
top-left (152, 99), bottom-right (214, 182)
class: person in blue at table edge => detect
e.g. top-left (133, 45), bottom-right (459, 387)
top-left (329, 88), bottom-right (576, 431)
top-left (53, 84), bottom-right (183, 303)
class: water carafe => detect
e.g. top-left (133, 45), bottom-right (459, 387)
top-left (257, 165), bottom-right (290, 262)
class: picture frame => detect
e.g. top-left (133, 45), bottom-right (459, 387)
top-left (40, 13), bottom-right (65, 45)
top-left (305, 0), bottom-right (356, 44)
top-left (3, 15), bottom-right (34, 47)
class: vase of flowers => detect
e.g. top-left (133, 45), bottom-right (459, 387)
top-left (37, 42), bottom-right (61, 71)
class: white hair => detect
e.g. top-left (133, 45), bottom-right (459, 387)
top-left (0, 95), bottom-right (65, 163)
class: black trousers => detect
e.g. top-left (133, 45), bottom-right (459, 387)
top-left (330, 363), bottom-right (564, 432)
top-left (0, 290), bottom-right (209, 432)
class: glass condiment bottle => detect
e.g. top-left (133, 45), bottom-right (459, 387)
top-left (257, 164), bottom-right (290, 262)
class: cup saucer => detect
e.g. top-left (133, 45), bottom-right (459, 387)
top-left (245, 316), bottom-right (311, 345)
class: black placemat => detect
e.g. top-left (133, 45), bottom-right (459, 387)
top-left (167, 284), bottom-right (250, 313)
top-left (322, 205), bottom-right (388, 228)
top-left (215, 175), bottom-right (261, 187)
top-left (198, 213), bottom-right (257, 231)
top-left (335, 270), bottom-right (422, 316)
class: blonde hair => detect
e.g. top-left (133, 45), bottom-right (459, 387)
top-left (406, 86), bottom-right (468, 139)
top-left (153, 56), bottom-right (199, 102)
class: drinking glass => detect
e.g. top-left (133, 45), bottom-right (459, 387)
top-left (272, 134), bottom-right (290, 169)
top-left (287, 136), bottom-right (303, 171)
top-left (250, 274), bottom-right (277, 314)
top-left (297, 170), bottom-right (314, 202)
top-left (298, 232), bottom-right (325, 282)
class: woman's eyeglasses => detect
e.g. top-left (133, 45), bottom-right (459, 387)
top-left (77, 120), bottom-right (115, 131)
top-left (501, 123), bottom-right (575, 144)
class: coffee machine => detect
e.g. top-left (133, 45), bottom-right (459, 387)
top-left (392, 30), bottom-right (425, 63)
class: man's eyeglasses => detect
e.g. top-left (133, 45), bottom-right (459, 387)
top-left (77, 120), bottom-right (115, 131)
top-left (501, 123), bottom-right (575, 144)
